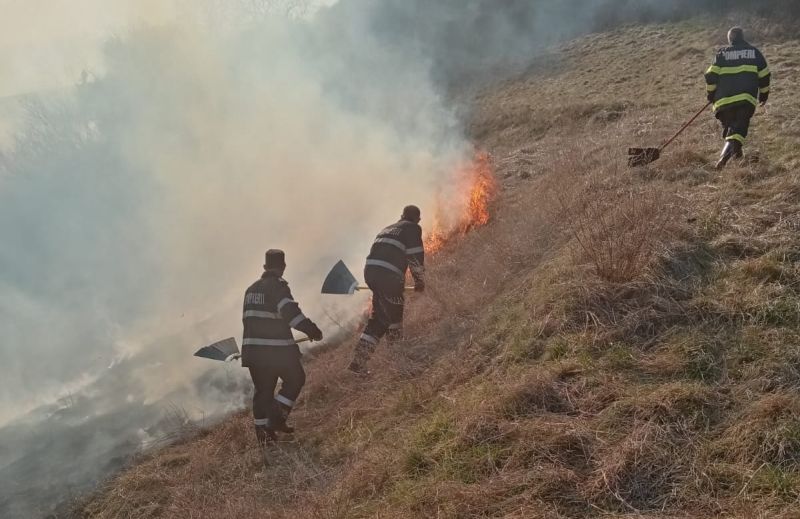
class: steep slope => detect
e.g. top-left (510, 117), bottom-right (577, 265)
top-left (77, 16), bottom-right (800, 519)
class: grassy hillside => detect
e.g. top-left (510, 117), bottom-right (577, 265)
top-left (77, 16), bottom-right (800, 518)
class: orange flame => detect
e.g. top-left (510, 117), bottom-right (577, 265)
top-left (424, 152), bottom-right (497, 254)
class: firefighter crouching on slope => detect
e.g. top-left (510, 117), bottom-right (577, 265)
top-left (242, 249), bottom-right (323, 443)
top-left (348, 205), bottom-right (425, 374)
top-left (705, 26), bottom-right (771, 170)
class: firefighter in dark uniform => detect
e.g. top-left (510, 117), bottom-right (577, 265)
top-left (242, 249), bottom-right (323, 443)
top-left (705, 27), bottom-right (771, 169)
top-left (348, 205), bottom-right (425, 374)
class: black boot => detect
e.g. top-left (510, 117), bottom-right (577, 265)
top-left (386, 325), bottom-right (403, 344)
top-left (269, 401), bottom-right (295, 434)
top-left (254, 424), bottom-right (276, 445)
top-left (347, 338), bottom-right (374, 374)
top-left (732, 140), bottom-right (743, 159)
top-left (715, 141), bottom-right (736, 170)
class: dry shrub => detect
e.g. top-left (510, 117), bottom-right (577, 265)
top-left (559, 182), bottom-right (678, 282)
top-left (715, 393), bottom-right (800, 469)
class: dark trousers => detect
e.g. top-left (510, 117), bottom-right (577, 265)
top-left (362, 267), bottom-right (405, 345)
top-left (716, 103), bottom-right (756, 146)
top-left (246, 347), bottom-right (305, 427)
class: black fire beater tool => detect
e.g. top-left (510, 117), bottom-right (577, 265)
top-left (321, 260), bottom-right (414, 294)
top-left (194, 336), bottom-right (311, 362)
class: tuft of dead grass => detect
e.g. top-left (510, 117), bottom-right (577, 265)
top-left (589, 421), bottom-right (693, 512)
top-left (501, 370), bottom-right (574, 418)
top-left (715, 393), bottom-right (800, 469)
top-left (601, 382), bottom-right (723, 436)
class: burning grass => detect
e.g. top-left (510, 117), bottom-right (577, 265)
top-left (424, 151), bottom-right (498, 254)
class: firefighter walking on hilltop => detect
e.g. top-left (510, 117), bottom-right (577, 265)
top-left (348, 205), bottom-right (425, 374)
top-left (242, 249), bottom-right (323, 444)
top-left (705, 26), bottom-right (771, 169)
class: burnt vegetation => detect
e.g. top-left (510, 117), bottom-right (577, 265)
top-left (75, 8), bottom-right (800, 519)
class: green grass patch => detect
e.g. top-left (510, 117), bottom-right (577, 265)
top-left (601, 341), bottom-right (637, 371)
top-left (754, 295), bottom-right (800, 327)
top-left (751, 465), bottom-right (800, 500)
top-left (400, 410), bottom-right (512, 486)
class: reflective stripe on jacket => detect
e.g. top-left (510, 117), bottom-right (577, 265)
top-left (365, 219), bottom-right (425, 284)
top-left (242, 271), bottom-right (312, 347)
top-left (705, 42), bottom-right (770, 112)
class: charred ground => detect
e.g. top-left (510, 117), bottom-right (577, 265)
top-left (76, 14), bottom-right (800, 519)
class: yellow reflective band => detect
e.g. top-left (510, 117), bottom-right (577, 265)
top-left (760, 86), bottom-right (770, 94)
top-left (716, 65), bottom-right (759, 75)
top-left (706, 84), bottom-right (718, 92)
top-left (706, 65), bottom-right (720, 75)
top-left (759, 67), bottom-right (771, 78)
top-left (726, 134), bottom-right (746, 144)
top-left (714, 93), bottom-right (758, 111)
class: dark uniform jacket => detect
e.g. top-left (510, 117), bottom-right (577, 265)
top-left (365, 219), bottom-right (425, 285)
top-left (241, 270), bottom-right (316, 366)
top-left (705, 42), bottom-right (770, 113)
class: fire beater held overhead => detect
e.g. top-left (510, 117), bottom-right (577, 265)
top-left (705, 26), bottom-right (771, 169)
top-left (348, 205), bottom-right (426, 374)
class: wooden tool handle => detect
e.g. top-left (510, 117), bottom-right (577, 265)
top-left (660, 102), bottom-right (712, 152)
top-left (355, 286), bottom-right (417, 291)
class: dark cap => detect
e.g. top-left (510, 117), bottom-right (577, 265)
top-left (401, 205), bottom-right (421, 222)
top-left (264, 249), bottom-right (286, 270)
top-left (728, 27), bottom-right (745, 44)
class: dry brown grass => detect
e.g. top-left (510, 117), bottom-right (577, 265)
top-left (78, 16), bottom-right (800, 519)
top-left (553, 158), bottom-right (680, 283)
top-left (715, 393), bottom-right (800, 469)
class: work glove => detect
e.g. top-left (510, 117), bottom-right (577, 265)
top-left (299, 321), bottom-right (323, 341)
top-left (759, 92), bottom-right (769, 106)
top-left (414, 281), bottom-right (425, 293)
top-left (308, 323), bottom-right (323, 342)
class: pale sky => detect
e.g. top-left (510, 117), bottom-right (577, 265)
top-left (0, 0), bottom-right (182, 98)
top-left (0, 0), bottom-right (337, 99)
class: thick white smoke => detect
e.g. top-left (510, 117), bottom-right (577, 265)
top-left (2, 0), bottom-right (788, 516)
top-left (0, 2), bottom-right (468, 515)
top-left (0, 1), bottom-right (464, 423)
